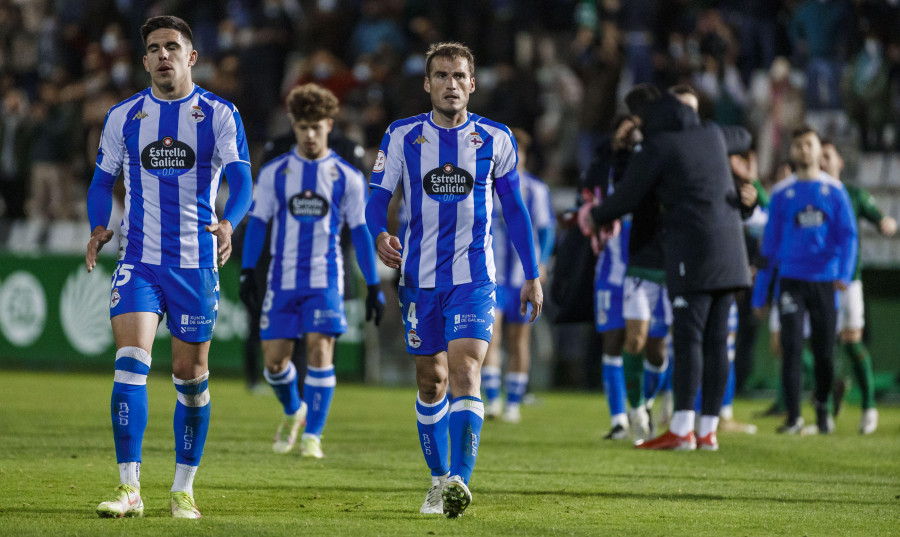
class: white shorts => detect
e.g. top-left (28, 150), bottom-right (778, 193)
top-left (836, 279), bottom-right (864, 332)
top-left (623, 276), bottom-right (672, 331)
top-left (769, 303), bottom-right (811, 337)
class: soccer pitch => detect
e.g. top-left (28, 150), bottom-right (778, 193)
top-left (0, 371), bottom-right (896, 536)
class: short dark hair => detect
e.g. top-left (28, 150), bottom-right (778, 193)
top-left (791, 125), bottom-right (819, 141)
top-left (141, 16), bottom-right (193, 48)
top-left (819, 137), bottom-right (835, 148)
top-left (286, 83), bottom-right (339, 122)
top-left (425, 42), bottom-right (475, 78)
top-left (624, 83), bottom-right (662, 119)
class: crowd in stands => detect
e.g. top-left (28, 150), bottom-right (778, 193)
top-left (0, 0), bottom-right (898, 227)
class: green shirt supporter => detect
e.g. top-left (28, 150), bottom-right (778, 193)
top-left (845, 184), bottom-right (884, 281)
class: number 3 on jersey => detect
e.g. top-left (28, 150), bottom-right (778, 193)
top-left (111, 263), bottom-right (135, 289)
top-left (407, 302), bottom-right (418, 330)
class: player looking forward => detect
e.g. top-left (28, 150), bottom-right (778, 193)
top-left (85, 15), bottom-right (253, 519)
top-left (365, 42), bottom-right (543, 518)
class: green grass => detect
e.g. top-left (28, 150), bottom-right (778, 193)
top-left (0, 371), bottom-right (897, 536)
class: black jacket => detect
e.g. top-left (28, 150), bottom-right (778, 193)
top-left (590, 94), bottom-right (752, 295)
top-left (582, 137), bottom-right (664, 271)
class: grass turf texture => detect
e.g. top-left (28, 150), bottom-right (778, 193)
top-left (0, 371), bottom-right (897, 536)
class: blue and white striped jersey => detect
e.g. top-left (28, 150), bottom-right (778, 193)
top-left (249, 149), bottom-right (367, 293)
top-left (96, 85), bottom-right (250, 268)
top-left (595, 216), bottom-right (631, 289)
top-left (492, 172), bottom-right (554, 288)
top-left (370, 111), bottom-right (518, 288)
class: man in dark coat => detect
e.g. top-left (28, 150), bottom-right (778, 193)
top-left (580, 88), bottom-right (752, 451)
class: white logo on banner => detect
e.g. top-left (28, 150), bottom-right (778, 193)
top-left (0, 271), bottom-right (47, 346)
top-left (60, 266), bottom-right (113, 355)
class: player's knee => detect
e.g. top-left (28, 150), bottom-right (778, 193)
top-left (264, 357), bottom-right (291, 375)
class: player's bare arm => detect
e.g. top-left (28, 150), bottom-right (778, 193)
top-left (375, 231), bottom-right (402, 269)
top-left (206, 219), bottom-right (233, 267)
top-left (86, 225), bottom-right (114, 273)
top-left (520, 278), bottom-right (543, 323)
top-left (880, 216), bottom-right (897, 236)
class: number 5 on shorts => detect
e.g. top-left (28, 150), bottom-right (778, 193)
top-left (111, 263), bottom-right (135, 288)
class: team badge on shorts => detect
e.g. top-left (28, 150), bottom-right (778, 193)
top-left (110, 288), bottom-right (121, 308)
top-left (260, 314), bottom-right (270, 330)
top-left (407, 329), bottom-right (422, 349)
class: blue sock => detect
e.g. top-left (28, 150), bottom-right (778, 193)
top-left (662, 337), bottom-right (674, 392)
top-left (602, 354), bottom-right (627, 419)
top-left (303, 365), bottom-right (336, 437)
top-left (449, 396), bottom-right (484, 485)
top-left (722, 361), bottom-right (736, 408)
top-left (111, 347), bottom-right (151, 463)
top-left (643, 357), bottom-right (667, 402)
top-left (505, 372), bottom-right (528, 405)
top-left (416, 393), bottom-right (450, 477)
top-left (264, 362), bottom-right (303, 415)
top-left (173, 372), bottom-right (211, 466)
top-left (481, 366), bottom-right (501, 404)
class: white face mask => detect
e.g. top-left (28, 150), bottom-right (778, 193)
top-left (111, 62), bottom-right (131, 86)
top-left (865, 39), bottom-right (881, 57)
top-left (102, 32), bottom-right (118, 54)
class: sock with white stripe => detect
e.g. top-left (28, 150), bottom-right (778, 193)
top-left (172, 372), bottom-right (211, 472)
top-left (481, 366), bottom-right (501, 404)
top-left (111, 347), bottom-right (151, 479)
top-left (416, 393), bottom-right (450, 477)
top-left (264, 362), bottom-right (303, 415)
top-left (303, 365), bottom-right (336, 437)
top-left (505, 372), bottom-right (528, 406)
top-left (602, 354), bottom-right (627, 424)
top-left (642, 357), bottom-right (668, 402)
top-left (449, 396), bottom-right (484, 485)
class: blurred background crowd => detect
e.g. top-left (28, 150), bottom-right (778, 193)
top-left (0, 0), bottom-right (899, 226)
top-left (2, 0), bottom-right (900, 395)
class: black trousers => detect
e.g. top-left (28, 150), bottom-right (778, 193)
top-left (671, 289), bottom-right (735, 416)
top-left (778, 278), bottom-right (836, 423)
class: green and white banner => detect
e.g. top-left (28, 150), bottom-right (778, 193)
top-left (0, 254), bottom-right (364, 377)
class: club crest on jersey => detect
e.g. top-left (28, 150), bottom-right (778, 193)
top-left (190, 106), bottom-right (205, 122)
top-left (466, 131), bottom-right (483, 149)
top-left (289, 190), bottom-right (330, 221)
top-left (795, 205), bottom-right (825, 228)
top-left (373, 150), bottom-right (386, 172)
top-left (141, 136), bottom-right (196, 177)
top-left (424, 162), bottom-right (474, 203)
top-left (407, 329), bottom-right (422, 349)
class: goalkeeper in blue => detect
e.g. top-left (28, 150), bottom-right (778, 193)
top-left (86, 16), bottom-right (253, 519)
top-left (240, 83), bottom-right (384, 459)
top-left (366, 42), bottom-right (543, 518)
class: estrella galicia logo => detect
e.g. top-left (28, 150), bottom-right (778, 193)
top-left (795, 205), bottom-right (826, 228)
top-left (141, 137), bottom-right (196, 177)
top-left (289, 190), bottom-right (330, 222)
top-left (424, 163), bottom-right (474, 203)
